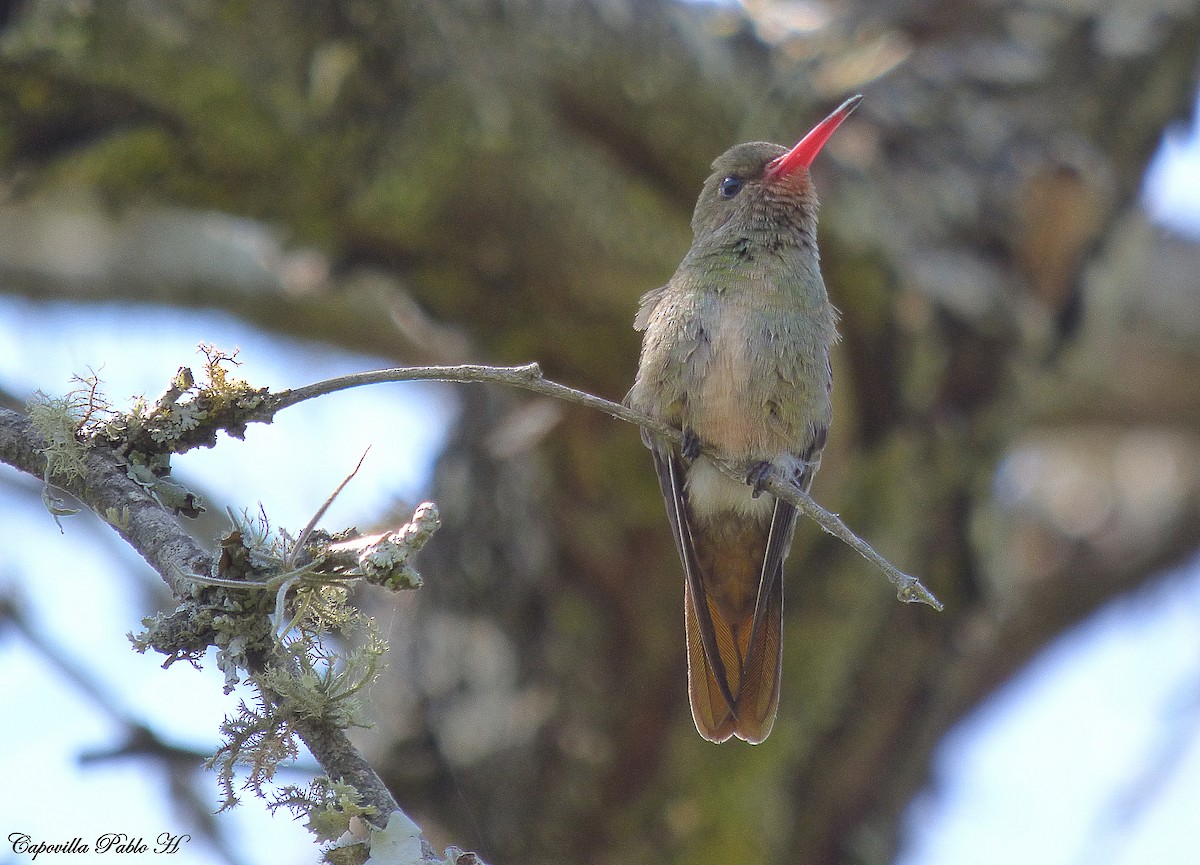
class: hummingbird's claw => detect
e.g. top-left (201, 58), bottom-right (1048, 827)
top-left (681, 428), bottom-right (702, 461)
top-left (746, 461), bottom-right (774, 498)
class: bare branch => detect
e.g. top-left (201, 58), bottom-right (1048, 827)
top-left (272, 363), bottom-right (943, 609)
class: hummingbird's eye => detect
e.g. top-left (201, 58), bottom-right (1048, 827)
top-left (719, 176), bottom-right (743, 199)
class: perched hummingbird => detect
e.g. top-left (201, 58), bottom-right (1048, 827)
top-left (626, 96), bottom-right (860, 744)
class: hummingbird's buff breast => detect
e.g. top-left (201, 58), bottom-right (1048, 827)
top-left (628, 272), bottom-right (834, 522)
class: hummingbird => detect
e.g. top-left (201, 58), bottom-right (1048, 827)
top-left (626, 96), bottom-right (860, 743)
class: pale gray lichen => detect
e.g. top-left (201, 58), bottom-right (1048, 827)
top-left (323, 502), bottom-right (441, 590)
top-left (80, 354), bottom-right (445, 842)
top-left (147, 502), bottom-right (421, 814)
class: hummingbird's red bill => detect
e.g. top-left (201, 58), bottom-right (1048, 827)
top-left (765, 94), bottom-right (863, 181)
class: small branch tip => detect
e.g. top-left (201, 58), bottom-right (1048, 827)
top-left (897, 579), bottom-right (944, 611)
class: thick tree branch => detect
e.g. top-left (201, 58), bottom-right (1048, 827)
top-left (0, 406), bottom-right (212, 596)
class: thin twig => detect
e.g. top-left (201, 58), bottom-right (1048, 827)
top-left (763, 475), bottom-right (942, 610)
top-left (284, 448), bottom-right (371, 571)
top-left (271, 363), bottom-right (943, 610)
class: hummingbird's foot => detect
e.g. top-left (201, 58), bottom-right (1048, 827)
top-left (681, 428), bottom-right (702, 461)
top-left (746, 461), bottom-right (774, 498)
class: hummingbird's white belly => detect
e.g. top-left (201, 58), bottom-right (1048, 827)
top-left (685, 456), bottom-right (775, 521)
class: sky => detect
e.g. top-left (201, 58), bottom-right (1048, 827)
top-left (1, 93), bottom-right (1199, 865)
top-left (1144, 108), bottom-right (1200, 238)
top-left (896, 557), bottom-right (1200, 865)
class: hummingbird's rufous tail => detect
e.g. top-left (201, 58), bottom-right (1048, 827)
top-left (683, 520), bottom-right (785, 745)
top-left (646, 445), bottom-right (794, 743)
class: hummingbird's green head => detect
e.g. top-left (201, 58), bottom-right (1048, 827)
top-left (689, 95), bottom-right (862, 251)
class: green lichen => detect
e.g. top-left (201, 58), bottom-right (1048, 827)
top-left (141, 500), bottom-right (413, 816)
top-left (26, 372), bottom-right (111, 484)
top-left (207, 689), bottom-right (301, 812)
top-left (26, 372), bottom-right (120, 523)
top-left (271, 778), bottom-right (379, 846)
top-left (71, 349), bottom-right (442, 842)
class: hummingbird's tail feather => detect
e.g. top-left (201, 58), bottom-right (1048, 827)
top-left (684, 560), bottom-right (783, 744)
top-left (650, 443), bottom-right (792, 743)
top-left (684, 501), bottom-right (788, 745)
top-left (728, 559), bottom-right (783, 744)
top-left (685, 578), bottom-right (738, 743)
top-left (731, 497), bottom-right (793, 741)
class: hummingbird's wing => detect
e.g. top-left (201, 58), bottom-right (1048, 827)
top-left (741, 455), bottom-right (811, 710)
top-left (650, 441), bottom-right (795, 744)
top-left (736, 439), bottom-right (824, 738)
top-left (651, 435), bottom-right (823, 744)
top-left (734, 496), bottom-right (793, 741)
top-left (649, 443), bottom-right (738, 721)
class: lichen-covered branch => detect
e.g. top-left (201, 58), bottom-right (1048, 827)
top-left (0, 405), bottom-right (213, 596)
top-left (0, 404), bottom-right (481, 865)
